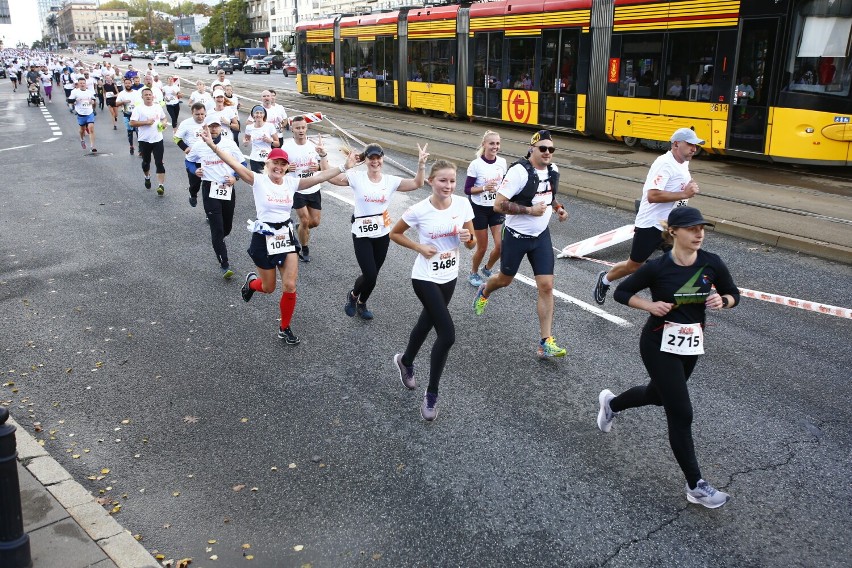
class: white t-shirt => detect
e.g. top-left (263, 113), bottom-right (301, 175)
top-left (130, 103), bottom-right (167, 143)
top-left (265, 104), bottom-right (288, 135)
top-left (68, 88), bottom-right (96, 116)
top-left (175, 117), bottom-right (205, 149)
top-left (467, 155), bottom-right (508, 207)
top-left (211, 78), bottom-right (231, 90)
top-left (115, 89), bottom-right (140, 115)
top-left (634, 151), bottom-right (691, 230)
top-left (162, 85), bottom-right (180, 105)
top-left (224, 94), bottom-right (239, 110)
top-left (280, 139), bottom-right (323, 194)
top-left (402, 195), bottom-right (474, 283)
top-left (245, 123), bottom-right (277, 161)
top-left (208, 106), bottom-right (238, 130)
top-left (252, 174), bottom-right (303, 223)
top-left (346, 171), bottom-right (403, 238)
top-left (186, 137), bottom-right (243, 183)
top-left (189, 90), bottom-right (214, 111)
top-left (497, 162), bottom-right (559, 237)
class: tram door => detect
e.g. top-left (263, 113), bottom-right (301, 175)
top-left (539, 30), bottom-right (579, 128)
top-left (342, 38), bottom-right (359, 100)
top-left (375, 36), bottom-right (396, 104)
top-left (729, 18), bottom-right (778, 153)
top-left (471, 32), bottom-right (503, 119)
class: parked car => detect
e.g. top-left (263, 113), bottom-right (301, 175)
top-left (282, 58), bottom-right (298, 77)
top-left (243, 56), bottom-right (270, 74)
top-left (263, 54), bottom-right (284, 70)
top-left (120, 52), bottom-right (132, 61)
top-left (199, 54), bottom-right (215, 65)
top-left (154, 54), bottom-right (169, 66)
top-left (0, 67), bottom-right (6, 79)
top-left (101, 50), bottom-right (111, 58)
top-left (227, 56), bottom-right (243, 71)
top-left (168, 52), bottom-right (180, 62)
top-left (173, 56), bottom-right (193, 69)
top-left (86, 48), bottom-right (94, 55)
top-left (207, 58), bottom-right (233, 74)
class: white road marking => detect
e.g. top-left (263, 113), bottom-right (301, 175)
top-left (0, 144), bottom-right (34, 152)
top-left (513, 273), bottom-right (633, 328)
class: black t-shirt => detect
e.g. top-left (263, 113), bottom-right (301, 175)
top-left (614, 249), bottom-right (740, 331)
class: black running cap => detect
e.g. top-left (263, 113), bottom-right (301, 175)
top-left (364, 143), bottom-right (384, 157)
top-left (668, 206), bottom-right (714, 228)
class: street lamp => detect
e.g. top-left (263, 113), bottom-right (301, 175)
top-left (221, 0), bottom-right (228, 55)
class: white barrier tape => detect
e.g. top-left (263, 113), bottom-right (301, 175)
top-left (558, 224), bottom-right (634, 258)
top-left (738, 288), bottom-right (852, 319)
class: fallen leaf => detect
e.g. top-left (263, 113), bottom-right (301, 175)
top-left (242, 544), bottom-right (251, 550)
top-left (101, 468), bottom-right (110, 474)
top-left (372, 553), bottom-right (383, 560)
top-left (183, 416), bottom-right (199, 424)
top-left (245, 555), bottom-right (254, 560)
top-left (240, 418), bottom-right (249, 423)
top-left (294, 545), bottom-right (304, 552)
top-left (210, 555), bottom-right (218, 561)
top-left (289, 463), bottom-right (297, 469)
top-left (176, 558), bottom-right (192, 568)
top-left (172, 491), bottom-right (180, 497)
top-left (250, 487), bottom-right (258, 492)
top-left (233, 484), bottom-right (246, 492)
top-left (208, 540), bottom-right (217, 544)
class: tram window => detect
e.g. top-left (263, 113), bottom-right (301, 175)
top-left (359, 41), bottom-right (375, 78)
top-left (784, 2), bottom-right (852, 97)
top-left (343, 38), bottom-right (357, 79)
top-left (507, 38), bottom-right (536, 89)
top-left (666, 33), bottom-right (717, 101)
top-left (409, 39), bottom-right (456, 84)
top-left (618, 36), bottom-right (662, 98)
top-left (473, 33), bottom-right (504, 89)
top-left (308, 42), bottom-right (332, 75)
top-left (409, 41), bottom-right (427, 81)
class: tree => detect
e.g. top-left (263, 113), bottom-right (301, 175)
top-left (200, 0), bottom-right (249, 53)
top-left (46, 14), bottom-right (59, 45)
top-left (130, 12), bottom-right (176, 49)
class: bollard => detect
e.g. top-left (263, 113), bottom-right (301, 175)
top-left (0, 408), bottom-right (32, 568)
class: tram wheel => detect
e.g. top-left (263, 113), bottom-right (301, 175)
top-left (623, 136), bottom-right (640, 147)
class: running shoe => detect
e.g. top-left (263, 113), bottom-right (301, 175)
top-left (481, 266), bottom-right (493, 278)
top-left (91, 148), bottom-right (97, 153)
top-left (278, 326), bottom-right (300, 345)
top-left (596, 389), bottom-right (616, 433)
top-left (356, 303), bottom-right (374, 320)
top-left (129, 146), bottom-right (134, 155)
top-left (80, 139), bottom-right (86, 149)
top-left (394, 353), bottom-right (415, 390)
top-left (537, 337), bottom-right (567, 358)
top-left (473, 283), bottom-right (488, 315)
top-left (242, 272), bottom-right (258, 302)
top-left (189, 196), bottom-right (197, 207)
top-left (144, 177), bottom-right (151, 189)
top-left (421, 391), bottom-right (438, 421)
top-left (113, 125), bottom-right (117, 130)
top-left (593, 271), bottom-right (610, 305)
top-left (468, 272), bottom-right (483, 287)
top-left (298, 246), bottom-right (311, 263)
top-left (157, 184), bottom-right (165, 196)
top-left (344, 290), bottom-right (357, 317)
top-left (221, 266), bottom-right (234, 279)
top-left (686, 480), bottom-right (730, 509)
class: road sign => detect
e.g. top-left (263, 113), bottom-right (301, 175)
top-left (127, 42), bottom-right (137, 49)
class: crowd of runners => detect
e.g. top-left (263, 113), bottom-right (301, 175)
top-left (5, 49), bottom-right (741, 509)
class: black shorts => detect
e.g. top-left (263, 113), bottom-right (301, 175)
top-left (293, 190), bottom-right (321, 210)
top-left (500, 226), bottom-right (554, 277)
top-left (629, 227), bottom-right (663, 263)
top-left (247, 221), bottom-right (300, 269)
top-left (471, 201), bottom-right (505, 231)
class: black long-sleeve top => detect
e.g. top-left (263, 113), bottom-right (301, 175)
top-left (614, 249), bottom-right (740, 332)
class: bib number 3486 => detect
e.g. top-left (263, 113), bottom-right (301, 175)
top-left (660, 322), bottom-right (705, 355)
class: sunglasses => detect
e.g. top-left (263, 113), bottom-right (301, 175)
top-left (536, 145), bottom-right (556, 154)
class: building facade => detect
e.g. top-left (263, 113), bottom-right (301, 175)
top-left (246, 0), bottom-right (270, 49)
top-left (173, 15), bottom-right (210, 53)
top-left (57, 2), bottom-right (130, 48)
top-left (0, 0), bottom-right (11, 26)
top-left (38, 0), bottom-right (63, 41)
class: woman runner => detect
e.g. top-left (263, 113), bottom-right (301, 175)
top-left (465, 130), bottom-right (507, 287)
top-left (197, 129), bottom-right (357, 344)
top-left (390, 160), bottom-right (475, 421)
top-left (243, 105), bottom-right (279, 173)
top-left (596, 206), bottom-right (740, 508)
top-left (326, 142), bottom-right (429, 320)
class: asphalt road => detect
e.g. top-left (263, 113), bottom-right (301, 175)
top-left (1, 84), bottom-right (850, 568)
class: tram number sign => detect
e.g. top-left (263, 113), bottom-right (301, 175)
top-left (834, 116), bottom-right (850, 123)
top-left (608, 58), bottom-right (620, 83)
top-left (710, 104), bottom-right (729, 112)
top-left (506, 89), bottom-right (532, 124)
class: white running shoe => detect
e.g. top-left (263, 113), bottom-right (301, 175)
top-left (597, 389), bottom-right (616, 432)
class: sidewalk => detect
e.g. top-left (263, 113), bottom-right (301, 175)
top-left (10, 415), bottom-right (159, 568)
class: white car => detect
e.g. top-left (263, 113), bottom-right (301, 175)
top-left (153, 54), bottom-right (169, 66)
top-left (173, 56), bottom-right (193, 69)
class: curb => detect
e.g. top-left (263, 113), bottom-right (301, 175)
top-left (11, 416), bottom-right (160, 568)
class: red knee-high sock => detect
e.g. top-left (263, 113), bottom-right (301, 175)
top-left (279, 292), bottom-right (297, 329)
top-left (250, 278), bottom-right (265, 293)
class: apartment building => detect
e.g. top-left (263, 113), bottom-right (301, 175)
top-left (57, 2), bottom-right (129, 48)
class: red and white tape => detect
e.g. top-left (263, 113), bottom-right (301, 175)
top-left (289, 112), bottom-right (324, 125)
top-left (558, 224), bottom-right (634, 259)
top-left (738, 288), bottom-right (851, 319)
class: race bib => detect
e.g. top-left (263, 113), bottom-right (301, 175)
top-left (105, 91), bottom-right (115, 98)
top-left (429, 249), bottom-right (458, 279)
top-left (660, 322), bottom-right (705, 355)
top-left (210, 182), bottom-right (233, 201)
top-left (676, 199), bottom-right (689, 208)
top-left (258, 151), bottom-right (269, 160)
top-left (266, 231), bottom-right (295, 255)
top-left (480, 190), bottom-right (497, 203)
top-left (351, 211), bottom-right (391, 236)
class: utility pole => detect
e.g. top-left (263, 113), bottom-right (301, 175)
top-left (147, 0), bottom-right (153, 52)
top-left (221, 0), bottom-right (228, 55)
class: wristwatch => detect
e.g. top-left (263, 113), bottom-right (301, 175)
top-left (721, 296), bottom-right (730, 308)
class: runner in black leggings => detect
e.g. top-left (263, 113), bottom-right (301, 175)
top-left (596, 206), bottom-right (740, 508)
top-left (390, 160), bottom-right (475, 421)
top-left (326, 142), bottom-right (429, 319)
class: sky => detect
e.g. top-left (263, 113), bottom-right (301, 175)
top-left (0, 0), bottom-right (42, 48)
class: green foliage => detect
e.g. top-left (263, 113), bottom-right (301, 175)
top-left (200, 0), bottom-right (250, 53)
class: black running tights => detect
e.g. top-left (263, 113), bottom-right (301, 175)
top-left (402, 279), bottom-right (456, 395)
top-left (139, 140), bottom-right (165, 174)
top-left (609, 330), bottom-right (702, 487)
top-left (351, 234), bottom-right (390, 303)
top-left (201, 182), bottom-right (235, 267)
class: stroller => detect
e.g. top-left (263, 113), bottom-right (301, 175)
top-left (27, 82), bottom-right (44, 107)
